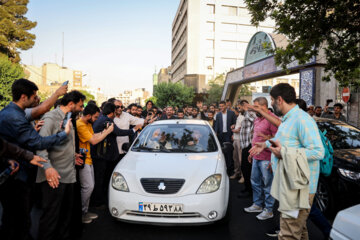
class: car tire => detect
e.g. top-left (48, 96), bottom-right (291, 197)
top-left (315, 176), bottom-right (335, 217)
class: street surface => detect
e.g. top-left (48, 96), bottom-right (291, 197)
top-left (80, 179), bottom-right (324, 240)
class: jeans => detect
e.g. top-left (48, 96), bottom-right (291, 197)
top-left (241, 145), bottom-right (252, 192)
top-left (251, 159), bottom-right (275, 212)
top-left (79, 164), bottom-right (95, 214)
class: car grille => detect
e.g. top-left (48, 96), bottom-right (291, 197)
top-left (126, 211), bottom-right (201, 218)
top-left (140, 178), bottom-right (185, 194)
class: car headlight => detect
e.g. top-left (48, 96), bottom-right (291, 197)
top-left (196, 174), bottom-right (222, 194)
top-left (111, 172), bottom-right (129, 192)
top-left (338, 168), bottom-right (360, 181)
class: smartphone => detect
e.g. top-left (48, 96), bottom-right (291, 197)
top-left (325, 99), bottom-right (333, 106)
top-left (62, 112), bottom-right (72, 129)
top-left (269, 139), bottom-right (277, 147)
top-left (62, 80), bottom-right (69, 86)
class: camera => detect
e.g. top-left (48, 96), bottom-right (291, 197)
top-left (103, 121), bottom-right (112, 129)
top-left (148, 112), bottom-right (153, 116)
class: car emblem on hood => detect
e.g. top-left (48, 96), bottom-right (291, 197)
top-left (158, 182), bottom-right (166, 191)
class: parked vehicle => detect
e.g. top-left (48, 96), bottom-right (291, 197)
top-left (315, 118), bottom-right (360, 217)
top-left (108, 119), bottom-right (230, 225)
top-left (330, 204), bottom-right (360, 240)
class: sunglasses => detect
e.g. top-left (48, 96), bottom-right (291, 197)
top-left (115, 105), bottom-right (124, 109)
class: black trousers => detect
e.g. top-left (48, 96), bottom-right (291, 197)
top-left (0, 178), bottom-right (33, 240)
top-left (92, 157), bottom-right (120, 206)
top-left (38, 182), bottom-right (74, 240)
top-left (241, 144), bottom-right (252, 193)
top-left (218, 132), bottom-right (234, 175)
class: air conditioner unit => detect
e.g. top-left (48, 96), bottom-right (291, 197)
top-left (207, 65), bottom-right (213, 70)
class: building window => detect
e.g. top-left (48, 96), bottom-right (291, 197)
top-left (206, 39), bottom-right (214, 49)
top-left (221, 58), bottom-right (237, 71)
top-left (207, 4), bottom-right (215, 14)
top-left (222, 5), bottom-right (237, 16)
top-left (238, 7), bottom-right (249, 17)
top-left (221, 40), bottom-right (237, 49)
top-left (206, 21), bottom-right (215, 32)
top-left (221, 23), bottom-right (237, 32)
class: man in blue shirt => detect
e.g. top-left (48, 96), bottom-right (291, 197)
top-left (250, 83), bottom-right (324, 240)
top-left (0, 79), bottom-right (72, 240)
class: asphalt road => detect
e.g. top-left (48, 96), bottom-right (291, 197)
top-left (79, 179), bottom-right (324, 240)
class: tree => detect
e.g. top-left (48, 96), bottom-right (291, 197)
top-left (244, 0), bottom-right (360, 87)
top-left (79, 90), bottom-right (95, 104)
top-left (205, 74), bottom-right (225, 105)
top-left (153, 82), bottom-right (195, 108)
top-left (0, 55), bottom-right (25, 108)
top-left (0, 0), bottom-right (37, 63)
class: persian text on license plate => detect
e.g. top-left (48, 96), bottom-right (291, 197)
top-left (138, 202), bottom-right (183, 213)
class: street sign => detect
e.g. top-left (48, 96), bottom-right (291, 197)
top-left (342, 87), bottom-right (350, 103)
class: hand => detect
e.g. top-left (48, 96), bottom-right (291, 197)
top-left (75, 153), bottom-right (84, 166)
top-left (324, 105), bottom-right (329, 113)
top-left (230, 124), bottom-right (235, 129)
top-left (64, 118), bottom-right (72, 135)
top-left (105, 123), bottom-right (114, 134)
top-left (266, 161), bottom-right (272, 173)
top-left (30, 155), bottom-right (47, 168)
top-left (249, 142), bottom-right (266, 157)
top-left (35, 120), bottom-right (44, 132)
top-left (133, 124), bottom-right (143, 131)
top-left (269, 140), bottom-right (282, 159)
top-left (55, 85), bottom-right (68, 97)
top-left (8, 160), bottom-right (20, 175)
top-left (45, 167), bottom-right (61, 189)
top-left (247, 104), bottom-right (263, 114)
top-left (248, 155), bottom-right (253, 163)
top-left (187, 141), bottom-right (194, 146)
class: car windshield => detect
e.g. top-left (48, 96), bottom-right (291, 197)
top-left (317, 121), bottom-right (360, 149)
top-left (132, 124), bottom-right (218, 153)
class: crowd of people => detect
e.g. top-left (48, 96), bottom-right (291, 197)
top-left (0, 78), bottom-right (346, 240)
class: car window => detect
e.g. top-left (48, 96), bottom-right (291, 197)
top-left (317, 122), bottom-right (360, 149)
top-left (132, 124), bottom-right (218, 153)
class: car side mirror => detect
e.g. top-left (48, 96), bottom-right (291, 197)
top-left (222, 142), bottom-right (233, 154)
top-left (122, 143), bottom-right (130, 152)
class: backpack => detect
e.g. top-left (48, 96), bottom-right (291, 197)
top-left (318, 129), bottom-right (334, 177)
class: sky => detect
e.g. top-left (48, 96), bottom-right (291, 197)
top-left (20, 0), bottom-right (180, 96)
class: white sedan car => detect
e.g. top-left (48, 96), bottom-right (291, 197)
top-left (108, 119), bottom-right (230, 225)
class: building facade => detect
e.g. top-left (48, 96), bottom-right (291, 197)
top-left (171, 0), bottom-right (275, 92)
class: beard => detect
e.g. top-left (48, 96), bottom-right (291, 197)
top-left (272, 102), bottom-right (283, 117)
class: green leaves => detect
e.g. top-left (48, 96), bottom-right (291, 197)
top-left (0, 54), bottom-right (25, 108)
top-left (244, 0), bottom-right (360, 87)
top-left (0, 0), bottom-right (36, 63)
top-left (153, 82), bottom-right (195, 108)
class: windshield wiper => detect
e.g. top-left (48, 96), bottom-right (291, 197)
top-left (132, 146), bottom-right (160, 152)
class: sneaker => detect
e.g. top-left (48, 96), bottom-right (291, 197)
top-left (266, 227), bottom-right (280, 237)
top-left (229, 172), bottom-right (239, 179)
top-left (86, 212), bottom-right (98, 220)
top-left (256, 209), bottom-right (274, 220)
top-left (82, 214), bottom-right (93, 224)
top-left (244, 204), bottom-right (263, 213)
top-left (238, 176), bottom-right (244, 183)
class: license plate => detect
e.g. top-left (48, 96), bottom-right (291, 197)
top-left (138, 202), bottom-right (183, 213)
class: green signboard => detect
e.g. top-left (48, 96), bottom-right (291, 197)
top-left (244, 32), bottom-right (275, 66)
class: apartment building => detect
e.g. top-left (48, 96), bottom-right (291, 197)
top-left (171, 0), bottom-right (275, 92)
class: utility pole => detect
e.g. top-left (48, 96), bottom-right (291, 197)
top-left (62, 32), bottom-right (64, 67)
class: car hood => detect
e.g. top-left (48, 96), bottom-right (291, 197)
top-left (118, 151), bottom-right (219, 179)
top-left (333, 149), bottom-right (360, 169)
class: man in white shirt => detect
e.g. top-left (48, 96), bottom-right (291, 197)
top-left (230, 102), bottom-right (245, 183)
top-left (113, 100), bottom-right (144, 161)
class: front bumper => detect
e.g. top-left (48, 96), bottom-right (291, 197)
top-left (108, 187), bottom-right (228, 225)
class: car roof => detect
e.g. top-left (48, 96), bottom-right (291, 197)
top-left (315, 117), bottom-right (360, 130)
top-left (150, 119), bottom-right (209, 126)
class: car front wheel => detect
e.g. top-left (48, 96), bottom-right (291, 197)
top-left (315, 176), bottom-right (335, 217)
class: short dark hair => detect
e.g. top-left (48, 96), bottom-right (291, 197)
top-left (193, 107), bottom-right (199, 112)
top-left (83, 103), bottom-right (100, 116)
top-left (146, 100), bottom-right (153, 106)
top-left (100, 101), bottom-right (107, 111)
top-left (208, 111), bottom-right (215, 115)
top-left (219, 100), bottom-right (226, 105)
top-left (60, 90), bottom-right (86, 106)
top-left (108, 98), bottom-right (116, 104)
top-left (87, 100), bottom-right (97, 106)
top-left (226, 99), bottom-right (231, 102)
top-left (239, 100), bottom-right (249, 106)
top-left (177, 108), bottom-right (184, 113)
top-left (334, 103), bottom-right (343, 109)
top-left (270, 83), bottom-right (296, 104)
top-left (137, 105), bottom-right (142, 109)
top-left (253, 97), bottom-right (268, 106)
top-left (12, 78), bottom-right (38, 101)
top-left (315, 106), bottom-right (322, 110)
top-left (295, 99), bottom-right (307, 112)
top-left (102, 102), bottom-right (116, 115)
